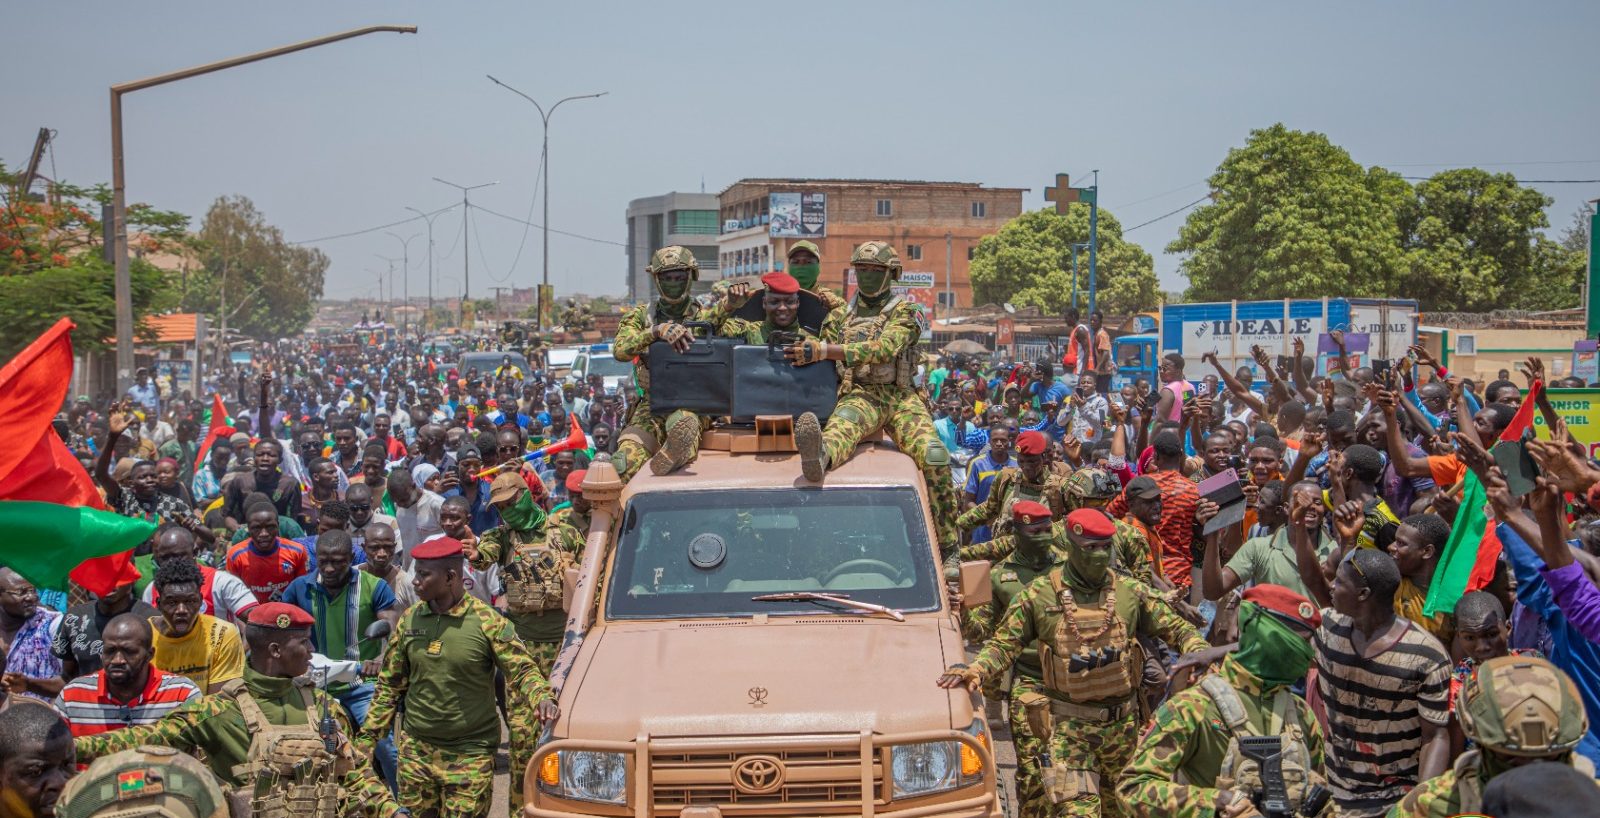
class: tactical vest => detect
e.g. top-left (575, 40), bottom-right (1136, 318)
top-left (220, 680), bottom-right (346, 818)
top-left (840, 296), bottom-right (916, 389)
top-left (500, 527), bottom-right (577, 615)
top-left (1200, 675), bottom-right (1319, 815)
top-left (1038, 575), bottom-right (1137, 703)
top-left (991, 473), bottom-right (1051, 539)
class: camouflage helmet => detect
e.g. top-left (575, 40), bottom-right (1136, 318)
top-left (646, 245), bottom-right (699, 280)
top-left (1065, 468), bottom-right (1122, 506)
top-left (850, 241), bottom-right (902, 274)
top-left (58, 745), bottom-right (228, 818)
top-left (787, 239), bottom-right (821, 260)
top-left (1460, 655), bottom-right (1588, 757)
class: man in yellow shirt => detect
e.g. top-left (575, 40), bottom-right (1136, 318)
top-left (149, 557), bottom-right (243, 694)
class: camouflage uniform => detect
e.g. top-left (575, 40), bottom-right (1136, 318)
top-left (956, 468), bottom-right (1070, 540)
top-left (60, 746), bottom-right (229, 818)
top-left (611, 246), bottom-right (714, 481)
top-left (1388, 655), bottom-right (1596, 818)
top-left (1119, 654), bottom-right (1326, 818)
top-left (470, 505), bottom-right (575, 677)
top-left (74, 667), bottom-right (402, 818)
top-left (962, 545), bottom-right (1060, 818)
top-left (361, 593), bottom-right (551, 818)
top-left (801, 242), bottom-right (958, 560)
top-left (969, 567), bottom-right (1207, 818)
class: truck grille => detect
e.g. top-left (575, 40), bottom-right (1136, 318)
top-left (651, 746), bottom-right (886, 813)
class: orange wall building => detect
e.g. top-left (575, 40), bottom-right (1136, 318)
top-left (716, 179), bottom-right (1025, 313)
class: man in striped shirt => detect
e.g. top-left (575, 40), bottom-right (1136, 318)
top-left (54, 613), bottom-right (201, 738)
top-left (1307, 547), bottom-right (1451, 818)
top-left (1108, 431), bottom-right (1200, 592)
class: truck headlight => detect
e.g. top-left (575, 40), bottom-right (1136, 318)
top-left (540, 751), bottom-right (627, 804)
top-left (891, 741), bottom-right (959, 798)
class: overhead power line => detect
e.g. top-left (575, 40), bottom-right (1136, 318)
top-left (1122, 195), bottom-right (1212, 233)
top-left (468, 202), bottom-right (626, 247)
top-left (290, 204), bottom-right (454, 245)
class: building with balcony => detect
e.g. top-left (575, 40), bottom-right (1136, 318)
top-left (624, 192), bottom-right (721, 302)
top-left (717, 179), bottom-right (1026, 313)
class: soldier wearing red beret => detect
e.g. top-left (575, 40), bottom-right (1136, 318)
top-left (940, 505), bottom-right (1209, 817)
top-left (716, 270), bottom-right (830, 345)
top-left (1121, 584), bottom-right (1328, 818)
top-left (957, 429), bottom-right (1070, 543)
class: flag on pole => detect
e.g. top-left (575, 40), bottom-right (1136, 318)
top-left (0, 318), bottom-right (154, 594)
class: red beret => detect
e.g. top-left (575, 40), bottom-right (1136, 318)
top-left (760, 271), bottom-right (800, 294)
top-left (1016, 430), bottom-right (1048, 456)
top-left (411, 536), bottom-right (464, 561)
top-left (1012, 500), bottom-right (1052, 524)
top-left (565, 469), bottom-right (587, 493)
top-left (1065, 508), bottom-right (1116, 539)
top-left (1242, 584), bottom-right (1322, 630)
top-left (247, 602), bottom-right (314, 630)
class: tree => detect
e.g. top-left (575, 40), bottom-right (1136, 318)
top-left (969, 205), bottom-right (1158, 315)
top-left (183, 195), bottom-right (327, 339)
top-left (1169, 124), bottom-right (1408, 301)
top-left (1399, 168), bottom-right (1561, 311)
top-left (0, 161), bottom-right (186, 358)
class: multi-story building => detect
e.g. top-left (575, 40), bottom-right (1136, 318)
top-left (716, 179), bottom-right (1025, 313)
top-left (624, 192), bottom-right (721, 302)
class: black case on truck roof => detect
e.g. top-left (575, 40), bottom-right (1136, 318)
top-left (646, 322), bottom-right (837, 422)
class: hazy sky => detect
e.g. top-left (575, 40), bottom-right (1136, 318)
top-left (6, 2), bottom-right (1597, 301)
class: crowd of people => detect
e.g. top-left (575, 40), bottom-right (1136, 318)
top-left (0, 238), bottom-right (1595, 818)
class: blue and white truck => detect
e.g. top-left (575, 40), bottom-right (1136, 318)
top-left (1112, 297), bottom-right (1420, 390)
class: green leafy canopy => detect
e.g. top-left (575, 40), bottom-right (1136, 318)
top-left (969, 204), bottom-right (1158, 315)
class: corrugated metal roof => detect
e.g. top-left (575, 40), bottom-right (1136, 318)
top-left (142, 313), bottom-right (198, 344)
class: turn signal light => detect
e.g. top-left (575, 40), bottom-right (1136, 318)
top-left (539, 753), bottom-right (561, 787)
top-left (960, 732), bottom-right (988, 777)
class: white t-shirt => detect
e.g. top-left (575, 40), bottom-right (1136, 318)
top-left (418, 533), bottom-right (499, 607)
top-left (393, 490), bottom-right (445, 568)
top-left (143, 565), bottom-right (257, 627)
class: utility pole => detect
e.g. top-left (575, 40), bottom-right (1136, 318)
top-left (486, 76), bottom-right (607, 331)
top-left (1088, 169), bottom-right (1100, 315)
top-left (1071, 242), bottom-right (1089, 309)
top-left (405, 204), bottom-right (453, 331)
top-left (109, 24), bottom-right (416, 393)
top-left (383, 231), bottom-right (418, 335)
top-left (943, 231), bottom-right (953, 322)
top-left (433, 178), bottom-right (496, 326)
top-left (375, 254), bottom-right (401, 324)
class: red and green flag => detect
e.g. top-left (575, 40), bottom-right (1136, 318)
top-left (192, 392), bottom-right (236, 475)
top-left (1423, 469), bottom-right (1503, 616)
top-left (0, 318), bottom-right (154, 595)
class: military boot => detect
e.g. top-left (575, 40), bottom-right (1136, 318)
top-left (796, 411), bottom-right (827, 482)
top-left (651, 413), bottom-right (700, 476)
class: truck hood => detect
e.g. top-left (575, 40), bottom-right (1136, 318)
top-left (562, 618), bottom-right (959, 741)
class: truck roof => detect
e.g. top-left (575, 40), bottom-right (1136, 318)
top-left (622, 432), bottom-right (924, 496)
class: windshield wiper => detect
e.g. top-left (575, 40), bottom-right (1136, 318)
top-left (750, 592), bottom-right (905, 622)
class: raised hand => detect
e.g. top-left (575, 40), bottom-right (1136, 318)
top-left (1332, 500), bottom-right (1365, 545)
top-left (1292, 336), bottom-right (1305, 358)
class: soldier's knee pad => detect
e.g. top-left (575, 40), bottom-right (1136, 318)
top-left (832, 403), bottom-right (868, 427)
top-left (922, 439), bottom-right (950, 468)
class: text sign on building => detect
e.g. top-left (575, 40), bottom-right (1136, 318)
top-left (898, 271), bottom-right (935, 288)
top-left (769, 192), bottom-right (826, 238)
top-left (845, 270), bottom-right (936, 310)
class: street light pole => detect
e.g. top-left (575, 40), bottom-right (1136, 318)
top-left (486, 76), bottom-right (606, 331)
top-left (432, 178), bottom-right (497, 327)
top-left (110, 24), bottom-right (416, 393)
top-left (405, 205), bottom-right (452, 331)
top-left (383, 231), bottom-right (418, 335)
top-left (375, 254), bottom-right (402, 325)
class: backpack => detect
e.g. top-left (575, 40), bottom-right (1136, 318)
top-left (1199, 675), bottom-right (1320, 814)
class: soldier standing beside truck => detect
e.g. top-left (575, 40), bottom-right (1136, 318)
top-left (961, 500), bottom-right (1063, 818)
top-left (788, 241), bottom-right (960, 562)
top-left (940, 508), bottom-right (1208, 818)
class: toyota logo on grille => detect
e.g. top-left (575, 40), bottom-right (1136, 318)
top-left (731, 755), bottom-right (785, 795)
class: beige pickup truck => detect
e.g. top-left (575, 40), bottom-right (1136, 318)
top-left (526, 426), bottom-right (1002, 818)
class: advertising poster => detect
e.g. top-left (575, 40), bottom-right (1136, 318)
top-left (769, 192), bottom-right (826, 238)
top-left (1534, 388), bottom-right (1600, 458)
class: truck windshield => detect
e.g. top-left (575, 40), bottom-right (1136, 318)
top-left (606, 487), bottom-right (941, 619)
top-left (587, 355), bottom-right (632, 378)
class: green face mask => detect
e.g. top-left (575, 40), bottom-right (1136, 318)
top-left (657, 277), bottom-right (690, 302)
top-left (1234, 603), bottom-right (1315, 687)
top-left (1015, 525), bottom-right (1054, 563)
top-left (499, 490), bottom-right (546, 532)
top-left (855, 267), bottom-right (891, 298)
top-left (789, 263), bottom-right (821, 290)
top-left (1065, 541), bottom-right (1112, 588)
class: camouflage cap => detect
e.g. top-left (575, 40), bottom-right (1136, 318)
top-left (58, 745), bottom-right (228, 818)
top-left (1460, 655), bottom-right (1589, 757)
top-left (646, 245), bottom-right (698, 275)
top-left (850, 241), bottom-right (900, 270)
top-left (1065, 468), bottom-right (1122, 501)
top-left (787, 239), bottom-right (821, 260)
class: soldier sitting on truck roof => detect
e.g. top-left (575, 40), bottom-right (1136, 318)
top-left (716, 271), bottom-right (833, 344)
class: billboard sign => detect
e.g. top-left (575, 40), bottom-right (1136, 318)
top-left (898, 271), bottom-right (935, 288)
top-left (769, 192), bottom-right (826, 238)
top-left (845, 270), bottom-right (936, 311)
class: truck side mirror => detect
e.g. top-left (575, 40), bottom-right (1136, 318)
top-left (562, 568), bottom-right (580, 613)
top-left (959, 561), bottom-right (992, 609)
